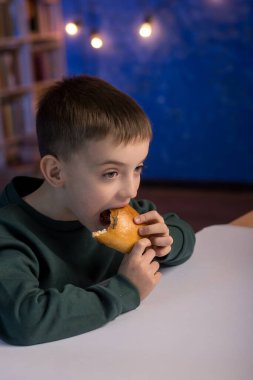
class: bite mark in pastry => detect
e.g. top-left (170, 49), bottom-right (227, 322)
top-left (92, 204), bottom-right (146, 254)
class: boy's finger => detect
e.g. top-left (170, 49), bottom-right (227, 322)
top-left (130, 238), bottom-right (151, 256)
top-left (150, 260), bottom-right (160, 274)
top-left (134, 210), bottom-right (164, 224)
top-left (153, 246), bottom-right (172, 257)
top-left (142, 248), bottom-right (156, 263)
top-left (154, 271), bottom-right (162, 284)
top-left (150, 235), bottom-right (173, 247)
top-left (139, 223), bottom-right (169, 237)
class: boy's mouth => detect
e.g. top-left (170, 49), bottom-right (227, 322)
top-left (92, 204), bottom-right (144, 254)
top-left (99, 209), bottom-right (111, 227)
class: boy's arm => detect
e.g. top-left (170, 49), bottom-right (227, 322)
top-left (0, 239), bottom-right (139, 346)
top-left (158, 212), bottom-right (196, 266)
top-left (130, 199), bottom-right (196, 266)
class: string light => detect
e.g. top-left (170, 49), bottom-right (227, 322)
top-left (65, 17), bottom-right (154, 43)
top-left (139, 18), bottom-right (152, 38)
top-left (90, 34), bottom-right (103, 49)
top-left (65, 22), bottom-right (79, 36)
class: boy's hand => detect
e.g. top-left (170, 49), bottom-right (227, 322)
top-left (134, 210), bottom-right (173, 258)
top-left (118, 238), bottom-right (161, 301)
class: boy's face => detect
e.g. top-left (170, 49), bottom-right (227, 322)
top-left (60, 136), bottom-right (150, 231)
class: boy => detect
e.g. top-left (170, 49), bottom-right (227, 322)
top-left (0, 75), bottom-right (195, 346)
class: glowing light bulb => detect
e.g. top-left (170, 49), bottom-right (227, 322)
top-left (90, 35), bottom-right (103, 49)
top-left (65, 22), bottom-right (79, 36)
top-left (139, 21), bottom-right (152, 38)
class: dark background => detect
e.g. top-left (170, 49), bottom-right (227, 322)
top-left (62, 0), bottom-right (253, 184)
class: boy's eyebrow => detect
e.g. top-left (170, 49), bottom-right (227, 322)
top-left (97, 160), bottom-right (126, 166)
top-left (97, 156), bottom-right (147, 166)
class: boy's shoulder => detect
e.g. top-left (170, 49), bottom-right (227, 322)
top-left (0, 200), bottom-right (27, 228)
top-left (0, 203), bottom-right (28, 243)
top-left (0, 176), bottom-right (42, 233)
top-left (0, 176), bottom-right (43, 208)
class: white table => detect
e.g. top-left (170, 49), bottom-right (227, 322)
top-left (1, 224), bottom-right (253, 380)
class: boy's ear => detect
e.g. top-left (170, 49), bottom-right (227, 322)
top-left (40, 155), bottom-right (65, 188)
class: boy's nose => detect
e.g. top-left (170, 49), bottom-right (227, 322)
top-left (118, 177), bottom-right (138, 201)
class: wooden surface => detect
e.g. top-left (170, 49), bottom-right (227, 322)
top-left (230, 210), bottom-right (253, 228)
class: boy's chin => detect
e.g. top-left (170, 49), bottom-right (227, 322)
top-left (83, 220), bottom-right (101, 233)
top-left (81, 213), bottom-right (108, 232)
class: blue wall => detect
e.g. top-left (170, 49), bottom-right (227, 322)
top-left (62, 0), bottom-right (253, 183)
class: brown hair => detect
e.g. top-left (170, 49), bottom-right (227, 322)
top-left (36, 75), bottom-right (152, 159)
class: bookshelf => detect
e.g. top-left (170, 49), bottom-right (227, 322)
top-left (0, 0), bottom-right (65, 169)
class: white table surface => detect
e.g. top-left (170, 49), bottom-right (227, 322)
top-left (0, 224), bottom-right (253, 380)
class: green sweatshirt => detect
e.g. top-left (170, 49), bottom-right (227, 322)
top-left (0, 176), bottom-right (195, 346)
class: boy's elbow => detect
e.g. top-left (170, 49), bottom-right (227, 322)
top-left (160, 223), bottom-right (196, 267)
top-left (1, 306), bottom-right (47, 346)
top-left (3, 334), bottom-right (36, 347)
top-left (1, 320), bottom-right (41, 346)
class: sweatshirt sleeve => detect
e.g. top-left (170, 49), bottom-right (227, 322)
top-left (0, 238), bottom-right (140, 346)
top-left (130, 199), bottom-right (196, 266)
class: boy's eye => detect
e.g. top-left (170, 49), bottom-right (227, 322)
top-left (103, 171), bottom-right (118, 179)
top-left (135, 164), bottom-right (144, 174)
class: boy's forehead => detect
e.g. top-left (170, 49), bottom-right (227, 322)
top-left (82, 137), bottom-right (150, 165)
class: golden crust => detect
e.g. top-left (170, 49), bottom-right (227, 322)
top-left (92, 204), bottom-right (145, 254)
